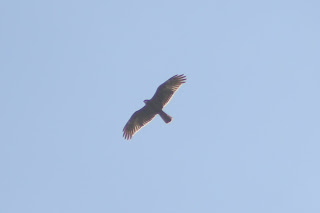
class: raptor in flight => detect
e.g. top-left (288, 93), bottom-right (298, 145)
top-left (123, 74), bottom-right (187, 140)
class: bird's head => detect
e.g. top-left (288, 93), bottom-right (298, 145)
top-left (143, 99), bottom-right (150, 104)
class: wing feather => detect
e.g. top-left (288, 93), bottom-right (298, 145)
top-left (150, 74), bottom-right (187, 107)
top-left (123, 105), bottom-right (157, 140)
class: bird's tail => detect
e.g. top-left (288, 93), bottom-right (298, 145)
top-left (159, 111), bottom-right (172, 123)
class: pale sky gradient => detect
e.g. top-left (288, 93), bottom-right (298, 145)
top-left (1, 1), bottom-right (320, 212)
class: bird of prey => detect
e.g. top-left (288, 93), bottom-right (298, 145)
top-left (123, 74), bottom-right (187, 140)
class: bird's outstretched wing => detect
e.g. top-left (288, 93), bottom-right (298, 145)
top-left (150, 74), bottom-right (187, 107)
top-left (123, 105), bottom-right (157, 140)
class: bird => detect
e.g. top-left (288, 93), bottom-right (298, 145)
top-left (123, 74), bottom-right (187, 140)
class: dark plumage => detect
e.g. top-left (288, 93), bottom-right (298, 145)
top-left (123, 74), bottom-right (187, 140)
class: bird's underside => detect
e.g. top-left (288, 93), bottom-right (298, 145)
top-left (123, 74), bottom-right (187, 140)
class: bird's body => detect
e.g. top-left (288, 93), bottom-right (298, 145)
top-left (123, 74), bottom-right (187, 140)
top-left (144, 99), bottom-right (172, 123)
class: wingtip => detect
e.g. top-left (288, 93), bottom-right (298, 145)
top-left (177, 74), bottom-right (187, 83)
top-left (123, 130), bottom-right (132, 140)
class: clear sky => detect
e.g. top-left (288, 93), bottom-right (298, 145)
top-left (1, 0), bottom-right (320, 212)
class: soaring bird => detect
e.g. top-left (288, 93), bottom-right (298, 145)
top-left (123, 74), bottom-right (187, 140)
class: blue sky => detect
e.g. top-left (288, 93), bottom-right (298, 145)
top-left (1, 0), bottom-right (320, 212)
